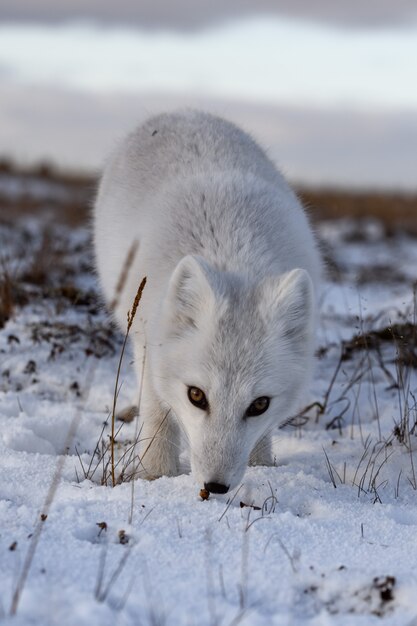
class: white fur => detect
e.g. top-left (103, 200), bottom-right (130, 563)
top-left (94, 110), bottom-right (321, 491)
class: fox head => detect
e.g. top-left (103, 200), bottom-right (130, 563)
top-left (152, 255), bottom-right (315, 493)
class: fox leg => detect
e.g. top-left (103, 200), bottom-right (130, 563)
top-left (138, 364), bottom-right (180, 479)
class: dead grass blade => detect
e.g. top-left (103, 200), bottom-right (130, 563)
top-left (110, 276), bottom-right (146, 487)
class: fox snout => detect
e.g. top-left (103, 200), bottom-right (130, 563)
top-left (192, 446), bottom-right (248, 495)
top-left (204, 481), bottom-right (230, 494)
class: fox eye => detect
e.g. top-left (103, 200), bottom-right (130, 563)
top-left (246, 396), bottom-right (270, 417)
top-left (187, 386), bottom-right (208, 411)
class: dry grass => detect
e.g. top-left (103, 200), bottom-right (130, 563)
top-left (110, 275), bottom-right (146, 487)
top-left (0, 160), bottom-right (92, 226)
top-left (0, 262), bottom-right (14, 328)
top-left (293, 297), bottom-right (417, 501)
top-left (2, 162), bottom-right (417, 230)
top-left (298, 187), bottom-right (417, 234)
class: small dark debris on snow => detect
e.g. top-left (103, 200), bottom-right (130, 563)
top-left (30, 320), bottom-right (118, 359)
top-left (9, 541), bottom-right (17, 551)
top-left (373, 576), bottom-right (396, 603)
top-left (118, 529), bottom-right (129, 544)
top-left (96, 521), bottom-right (107, 537)
top-left (70, 381), bottom-right (81, 396)
top-left (240, 501), bottom-right (261, 511)
top-left (24, 360), bottom-right (37, 374)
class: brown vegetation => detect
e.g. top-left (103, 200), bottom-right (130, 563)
top-left (299, 187), bottom-right (417, 233)
top-left (1, 161), bottom-right (417, 230)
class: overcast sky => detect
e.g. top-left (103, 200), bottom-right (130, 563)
top-left (2, 19), bottom-right (416, 110)
top-left (2, 0), bottom-right (417, 28)
top-left (0, 3), bottom-right (416, 190)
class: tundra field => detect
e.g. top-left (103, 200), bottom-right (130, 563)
top-left (1, 165), bottom-right (417, 626)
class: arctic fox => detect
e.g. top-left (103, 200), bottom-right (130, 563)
top-left (94, 110), bottom-right (321, 494)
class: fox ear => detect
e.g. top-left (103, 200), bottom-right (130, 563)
top-left (163, 255), bottom-right (217, 334)
top-left (258, 268), bottom-right (315, 347)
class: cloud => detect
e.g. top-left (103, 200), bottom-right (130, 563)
top-left (0, 85), bottom-right (416, 190)
top-left (1, 20), bottom-right (416, 112)
top-left (1, 0), bottom-right (417, 29)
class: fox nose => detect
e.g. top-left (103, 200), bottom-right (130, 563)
top-left (204, 481), bottom-right (230, 494)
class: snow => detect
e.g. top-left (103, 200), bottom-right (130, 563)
top-left (1, 181), bottom-right (417, 625)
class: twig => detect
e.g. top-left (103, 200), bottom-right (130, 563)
top-left (110, 277), bottom-right (147, 487)
top-left (218, 484), bottom-right (245, 523)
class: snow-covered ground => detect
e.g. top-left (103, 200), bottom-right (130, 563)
top-left (1, 174), bottom-right (417, 625)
